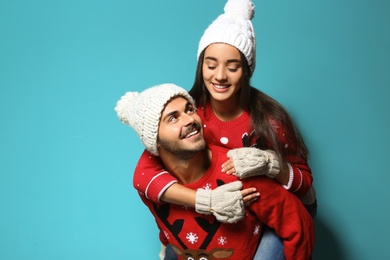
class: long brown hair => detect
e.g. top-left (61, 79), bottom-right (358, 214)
top-left (189, 49), bottom-right (309, 162)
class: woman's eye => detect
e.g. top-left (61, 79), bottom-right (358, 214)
top-left (205, 62), bottom-right (217, 70)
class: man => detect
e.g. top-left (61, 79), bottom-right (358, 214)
top-left (115, 83), bottom-right (314, 259)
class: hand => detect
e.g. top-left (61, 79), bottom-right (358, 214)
top-left (195, 181), bottom-right (247, 223)
top-left (241, 187), bottom-right (260, 207)
top-left (221, 158), bottom-right (236, 175)
top-left (227, 147), bottom-right (280, 179)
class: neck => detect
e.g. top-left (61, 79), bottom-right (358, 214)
top-left (161, 149), bottom-right (211, 184)
top-left (210, 98), bottom-right (244, 122)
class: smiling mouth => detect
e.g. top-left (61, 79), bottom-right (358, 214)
top-left (181, 124), bottom-right (201, 139)
top-left (185, 129), bottom-right (199, 138)
top-left (212, 83), bottom-right (230, 89)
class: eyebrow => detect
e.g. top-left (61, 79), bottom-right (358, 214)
top-left (161, 101), bottom-right (192, 122)
top-left (204, 56), bottom-right (241, 63)
top-left (161, 110), bottom-right (177, 122)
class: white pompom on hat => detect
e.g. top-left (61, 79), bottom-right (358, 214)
top-left (115, 83), bottom-right (195, 156)
top-left (197, 0), bottom-right (256, 74)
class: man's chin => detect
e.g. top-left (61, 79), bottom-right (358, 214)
top-left (178, 141), bottom-right (206, 159)
top-left (189, 138), bottom-right (206, 150)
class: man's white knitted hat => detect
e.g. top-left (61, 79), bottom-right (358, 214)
top-left (197, 0), bottom-right (256, 74)
top-left (115, 83), bottom-right (195, 156)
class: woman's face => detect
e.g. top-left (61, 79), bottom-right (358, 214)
top-left (202, 43), bottom-right (243, 103)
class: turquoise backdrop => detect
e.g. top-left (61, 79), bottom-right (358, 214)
top-left (1, 0), bottom-right (389, 259)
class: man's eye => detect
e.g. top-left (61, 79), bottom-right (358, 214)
top-left (168, 116), bottom-right (178, 123)
top-left (186, 107), bottom-right (197, 114)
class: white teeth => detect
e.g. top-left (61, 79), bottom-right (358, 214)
top-left (186, 130), bottom-right (198, 138)
top-left (215, 85), bottom-right (227, 89)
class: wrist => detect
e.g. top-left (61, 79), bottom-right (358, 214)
top-left (265, 150), bottom-right (280, 178)
top-left (195, 189), bottom-right (212, 214)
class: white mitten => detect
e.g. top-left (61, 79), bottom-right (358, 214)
top-left (227, 147), bottom-right (280, 179)
top-left (195, 181), bottom-right (245, 223)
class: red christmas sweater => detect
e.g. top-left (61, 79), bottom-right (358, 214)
top-left (133, 102), bottom-right (313, 202)
top-left (138, 145), bottom-right (314, 260)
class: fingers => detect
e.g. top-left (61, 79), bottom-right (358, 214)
top-left (241, 187), bottom-right (257, 197)
top-left (241, 187), bottom-right (260, 207)
top-left (221, 158), bottom-right (236, 174)
top-left (244, 195), bottom-right (259, 207)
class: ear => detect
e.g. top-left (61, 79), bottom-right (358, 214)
top-left (156, 137), bottom-right (161, 148)
top-left (212, 249), bottom-right (234, 258)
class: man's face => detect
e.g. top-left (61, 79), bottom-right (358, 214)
top-left (157, 97), bottom-right (206, 159)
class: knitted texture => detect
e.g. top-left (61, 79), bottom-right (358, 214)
top-left (227, 147), bottom-right (280, 178)
top-left (195, 181), bottom-right (245, 223)
top-left (197, 0), bottom-right (256, 74)
top-left (115, 83), bottom-right (195, 156)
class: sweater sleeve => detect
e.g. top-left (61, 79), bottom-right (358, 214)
top-left (284, 154), bottom-right (313, 197)
top-left (245, 177), bottom-right (315, 260)
top-left (270, 118), bottom-right (313, 197)
top-left (133, 149), bottom-right (178, 202)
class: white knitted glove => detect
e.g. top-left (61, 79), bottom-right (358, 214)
top-left (195, 181), bottom-right (245, 223)
top-left (227, 147), bottom-right (280, 179)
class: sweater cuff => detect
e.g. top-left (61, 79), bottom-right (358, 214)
top-left (289, 167), bottom-right (303, 193)
top-left (283, 163), bottom-right (294, 190)
top-left (145, 172), bottom-right (178, 202)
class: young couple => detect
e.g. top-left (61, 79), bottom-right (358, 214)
top-left (116, 0), bottom-right (316, 259)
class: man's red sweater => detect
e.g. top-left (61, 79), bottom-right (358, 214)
top-left (138, 145), bottom-right (314, 259)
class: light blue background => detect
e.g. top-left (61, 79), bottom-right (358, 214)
top-left (1, 0), bottom-right (389, 259)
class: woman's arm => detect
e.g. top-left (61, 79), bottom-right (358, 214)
top-left (273, 119), bottom-right (313, 197)
top-left (282, 154), bottom-right (313, 197)
top-left (134, 149), bottom-right (259, 223)
top-left (222, 118), bottom-right (314, 197)
top-left (133, 149), bottom-right (178, 202)
top-left (161, 183), bottom-right (196, 207)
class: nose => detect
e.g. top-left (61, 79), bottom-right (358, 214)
top-left (182, 112), bottom-right (195, 126)
top-left (215, 66), bottom-right (227, 82)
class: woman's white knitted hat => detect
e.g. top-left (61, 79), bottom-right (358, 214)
top-left (197, 0), bottom-right (256, 74)
top-left (115, 83), bottom-right (195, 156)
